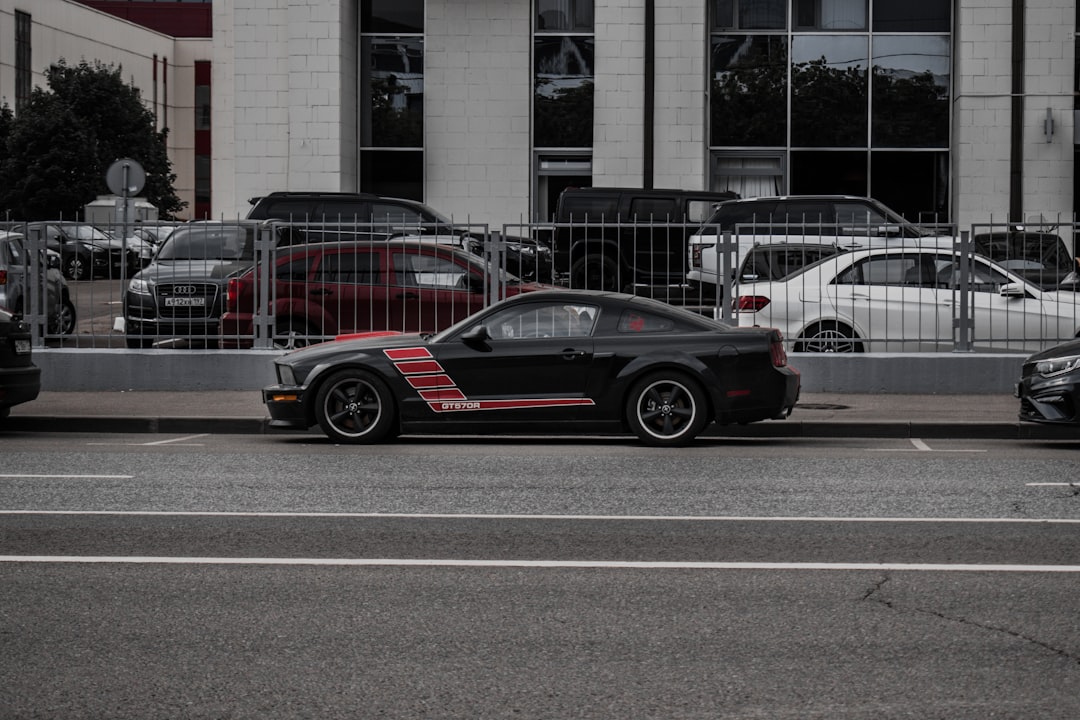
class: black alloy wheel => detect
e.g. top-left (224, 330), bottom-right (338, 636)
top-left (314, 369), bottom-right (398, 444)
top-left (570, 253), bottom-right (621, 292)
top-left (626, 372), bottom-right (708, 447)
top-left (793, 321), bottom-right (863, 353)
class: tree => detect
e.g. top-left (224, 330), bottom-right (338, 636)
top-left (0, 59), bottom-right (185, 220)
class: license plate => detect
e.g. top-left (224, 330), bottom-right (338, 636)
top-left (165, 297), bottom-right (206, 307)
top-left (14, 339), bottom-right (30, 354)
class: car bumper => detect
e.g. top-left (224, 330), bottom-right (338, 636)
top-left (263, 384), bottom-right (312, 429)
top-left (0, 363), bottom-right (42, 409)
top-left (1016, 373), bottom-right (1080, 425)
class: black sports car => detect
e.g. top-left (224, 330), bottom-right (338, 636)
top-left (263, 290), bottom-right (800, 446)
top-left (1016, 338), bottom-right (1080, 425)
top-left (0, 307), bottom-right (41, 419)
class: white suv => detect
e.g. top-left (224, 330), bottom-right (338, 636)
top-left (686, 195), bottom-right (953, 292)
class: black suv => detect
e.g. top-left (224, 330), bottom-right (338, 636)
top-left (549, 187), bottom-right (738, 291)
top-left (247, 191), bottom-right (553, 282)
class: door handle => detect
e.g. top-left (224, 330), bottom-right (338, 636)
top-left (561, 348), bottom-right (587, 360)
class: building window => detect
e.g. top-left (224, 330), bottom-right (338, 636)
top-left (193, 60), bottom-right (212, 219)
top-left (537, 0), bottom-right (593, 32)
top-left (15, 11), bottom-right (31, 113)
top-left (360, 1), bottom-right (424, 199)
top-left (708, 0), bottom-right (951, 221)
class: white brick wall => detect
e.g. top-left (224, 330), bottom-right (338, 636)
top-left (425, 0), bottom-right (532, 226)
top-left (652, 0), bottom-right (707, 190)
top-left (953, 0), bottom-right (1075, 240)
top-left (591, 0), bottom-right (645, 186)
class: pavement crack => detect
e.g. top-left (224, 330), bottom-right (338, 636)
top-left (861, 575), bottom-right (1080, 667)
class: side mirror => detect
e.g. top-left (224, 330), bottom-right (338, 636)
top-left (461, 324), bottom-right (492, 347)
top-left (999, 283), bottom-right (1028, 298)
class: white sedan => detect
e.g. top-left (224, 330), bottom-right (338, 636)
top-left (734, 246), bottom-right (1080, 353)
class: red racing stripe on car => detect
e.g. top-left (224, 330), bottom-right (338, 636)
top-left (406, 374), bottom-right (455, 389)
top-left (385, 347), bottom-right (432, 361)
top-left (419, 388), bottom-right (467, 401)
top-left (394, 359), bottom-right (443, 375)
top-left (427, 398), bottom-right (596, 413)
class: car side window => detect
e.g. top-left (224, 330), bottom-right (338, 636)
top-left (484, 303), bottom-right (598, 339)
top-left (835, 255), bottom-right (923, 286)
top-left (628, 198), bottom-right (678, 221)
top-left (617, 309), bottom-right (675, 333)
top-left (394, 252), bottom-right (469, 289)
top-left (315, 252), bottom-right (380, 284)
top-left (934, 256), bottom-right (1010, 293)
top-left (278, 256), bottom-right (315, 282)
top-left (834, 202), bottom-right (887, 227)
top-left (562, 196), bottom-right (618, 221)
top-left (317, 201), bottom-right (368, 221)
top-left (370, 203), bottom-right (424, 228)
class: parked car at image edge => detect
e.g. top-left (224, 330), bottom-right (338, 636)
top-left (1016, 338), bottom-right (1080, 426)
top-left (220, 239), bottom-right (550, 349)
top-left (735, 246), bottom-right (1080, 353)
top-left (262, 289), bottom-right (800, 446)
top-left (0, 231), bottom-right (77, 336)
top-left (0, 306), bottom-right (41, 418)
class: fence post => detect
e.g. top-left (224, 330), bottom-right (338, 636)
top-left (954, 230), bottom-right (974, 352)
top-left (716, 230), bottom-right (736, 324)
top-left (252, 223), bottom-right (275, 349)
top-left (486, 228), bottom-right (505, 306)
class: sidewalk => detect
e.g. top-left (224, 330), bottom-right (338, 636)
top-left (3, 390), bottom-right (1073, 440)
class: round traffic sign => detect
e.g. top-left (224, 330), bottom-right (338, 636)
top-left (106, 158), bottom-right (146, 196)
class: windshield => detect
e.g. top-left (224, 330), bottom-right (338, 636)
top-left (157, 226), bottom-right (254, 261)
top-left (69, 225), bottom-right (113, 241)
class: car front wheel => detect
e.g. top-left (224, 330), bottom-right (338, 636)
top-left (314, 369), bottom-right (397, 444)
top-left (63, 255), bottom-right (90, 281)
top-left (626, 372), bottom-right (708, 447)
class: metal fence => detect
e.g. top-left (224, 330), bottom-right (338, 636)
top-left (2, 216), bottom-right (1077, 354)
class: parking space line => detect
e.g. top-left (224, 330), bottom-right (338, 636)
top-left (2, 555), bottom-right (1079, 572)
top-left (867, 438), bottom-right (985, 453)
top-left (87, 434), bottom-right (208, 447)
top-left (0, 474), bottom-right (134, 479)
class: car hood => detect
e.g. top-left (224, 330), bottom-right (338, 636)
top-left (280, 332), bottom-right (426, 366)
top-left (1025, 338), bottom-right (1080, 363)
top-left (136, 259), bottom-right (254, 282)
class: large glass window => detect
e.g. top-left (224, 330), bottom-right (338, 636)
top-left (360, 1), bottom-right (423, 199)
top-left (708, 0), bottom-right (952, 221)
top-left (537, 0), bottom-right (593, 32)
top-left (534, 37), bottom-right (595, 148)
top-left (710, 35), bottom-right (788, 147)
top-left (15, 11), bottom-right (31, 113)
top-left (791, 36), bottom-right (867, 147)
top-left (872, 35), bottom-right (949, 148)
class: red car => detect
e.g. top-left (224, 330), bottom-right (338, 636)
top-left (220, 240), bottom-right (548, 348)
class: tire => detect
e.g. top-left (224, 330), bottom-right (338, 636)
top-left (58, 298), bottom-right (77, 336)
top-left (314, 369), bottom-right (397, 444)
top-left (64, 254), bottom-right (90, 281)
top-left (626, 371), bottom-right (708, 447)
top-left (793, 321), bottom-right (863, 353)
top-left (274, 319), bottom-right (318, 350)
top-left (569, 253), bottom-right (621, 292)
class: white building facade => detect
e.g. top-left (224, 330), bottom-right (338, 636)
top-left (1, 0), bottom-right (1077, 241)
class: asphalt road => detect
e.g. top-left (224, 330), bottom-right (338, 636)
top-left (2, 433), bottom-right (1079, 718)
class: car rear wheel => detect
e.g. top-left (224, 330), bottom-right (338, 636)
top-left (626, 372), bottom-right (708, 447)
top-left (793, 321), bottom-right (863, 353)
top-left (274, 319), bottom-right (317, 350)
top-left (315, 369), bottom-right (397, 444)
top-left (570, 253), bottom-right (621, 292)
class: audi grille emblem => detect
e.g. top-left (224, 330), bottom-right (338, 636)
top-left (172, 285), bottom-right (198, 295)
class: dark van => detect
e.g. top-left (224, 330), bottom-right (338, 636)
top-left (550, 187), bottom-right (738, 291)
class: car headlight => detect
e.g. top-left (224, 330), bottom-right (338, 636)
top-left (278, 364), bottom-right (297, 386)
top-left (128, 277), bottom-right (151, 294)
top-left (1036, 354), bottom-right (1080, 377)
top-left (506, 242), bottom-right (536, 256)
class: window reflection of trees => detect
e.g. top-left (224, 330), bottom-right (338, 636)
top-left (871, 36), bottom-right (949, 147)
top-left (710, 35), bottom-right (787, 146)
top-left (364, 38), bottom-right (423, 148)
top-left (534, 37), bottom-right (594, 148)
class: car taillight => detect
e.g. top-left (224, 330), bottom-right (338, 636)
top-left (0, 270), bottom-right (6, 285)
top-left (690, 243), bottom-right (713, 268)
top-left (226, 278), bottom-right (240, 310)
top-left (736, 295), bottom-right (770, 312)
top-left (770, 335), bottom-right (788, 367)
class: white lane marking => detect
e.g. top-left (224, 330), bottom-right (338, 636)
top-left (867, 438), bottom-right (985, 453)
top-left (1, 555), bottom-right (1079, 572)
top-left (87, 434), bottom-right (209, 447)
top-left (1027, 483), bottom-right (1080, 487)
top-left (1, 511), bottom-right (1079, 524)
top-left (0, 474), bottom-right (134, 479)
